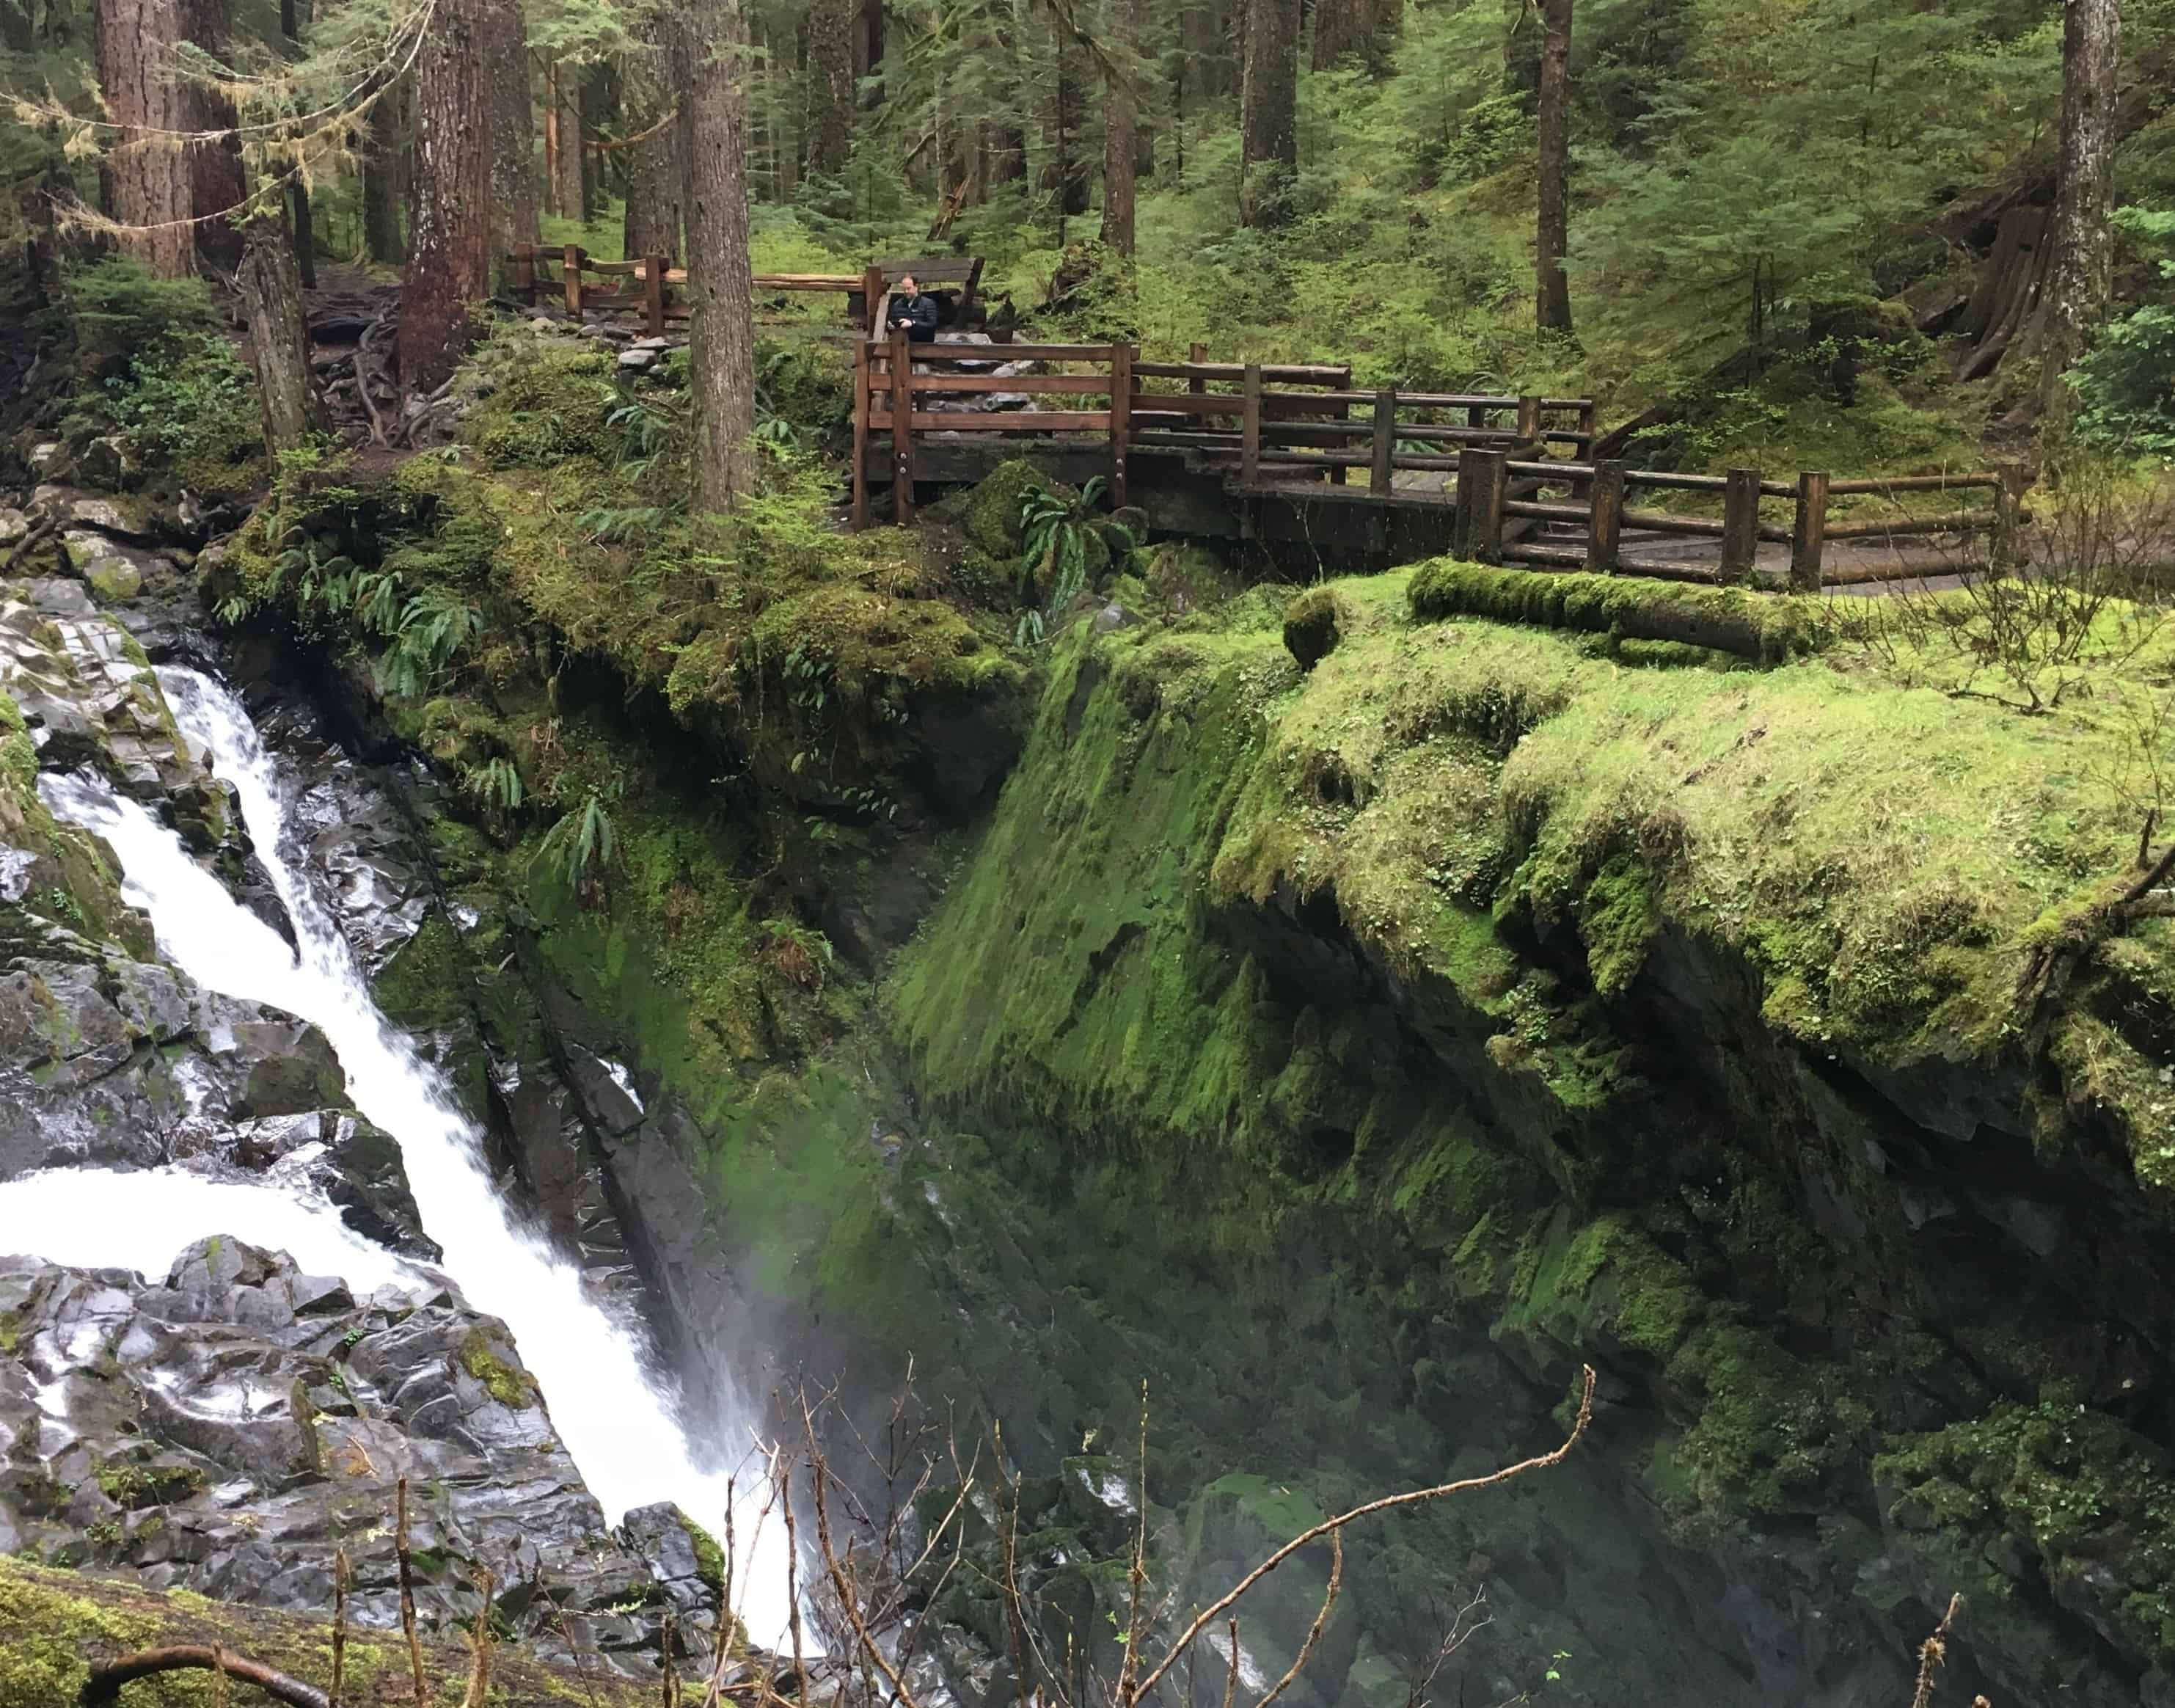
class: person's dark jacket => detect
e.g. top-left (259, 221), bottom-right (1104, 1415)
top-left (886, 290), bottom-right (940, 343)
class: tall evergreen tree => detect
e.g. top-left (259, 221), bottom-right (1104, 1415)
top-left (480, 0), bottom-right (538, 277)
top-left (362, 74), bottom-right (409, 266)
top-left (621, 41), bottom-right (684, 264)
top-left (677, 0), bottom-right (758, 506)
top-left (1238, 0), bottom-right (1296, 226)
top-left (1535, 0), bottom-right (1573, 334)
top-left (1100, 0), bottom-right (1140, 254)
top-left (96, 0), bottom-right (193, 276)
top-left (2043, 0), bottom-right (2121, 413)
top-left (548, 62), bottom-right (585, 221)
top-left (399, 0), bottom-right (490, 389)
top-left (180, 0), bottom-right (244, 271)
top-left (806, 0), bottom-right (853, 181)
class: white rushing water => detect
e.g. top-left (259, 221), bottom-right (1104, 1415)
top-left (20, 667), bottom-right (798, 1646)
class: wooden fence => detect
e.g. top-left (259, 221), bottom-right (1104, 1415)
top-left (850, 332), bottom-right (2021, 589)
top-left (512, 243), bottom-right (869, 335)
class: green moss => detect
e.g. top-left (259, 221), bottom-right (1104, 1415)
top-left (458, 1329), bottom-right (538, 1409)
top-left (682, 1515), bottom-right (727, 1590)
top-left (1282, 585), bottom-right (1344, 671)
top-left (1408, 559), bottom-right (1826, 665)
top-left (1876, 1401), bottom-right (2175, 1666)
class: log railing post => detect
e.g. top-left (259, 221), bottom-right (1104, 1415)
top-left (890, 327), bottom-right (915, 526)
top-left (1516, 394), bottom-right (1543, 450)
top-left (643, 254), bottom-right (666, 339)
top-left (1109, 343), bottom-right (1133, 509)
top-left (1370, 388), bottom-right (1396, 496)
top-left (1469, 450), bottom-right (1508, 563)
top-left (1721, 467), bottom-right (1760, 580)
top-left (1467, 403), bottom-right (1488, 434)
top-left (513, 242), bottom-right (534, 302)
top-left (1188, 342), bottom-right (1207, 396)
top-left (1992, 464), bottom-right (2027, 571)
top-left (859, 263), bottom-right (884, 332)
top-left (1586, 459), bottom-right (1626, 573)
top-left (562, 244), bottom-right (582, 316)
top-left (1790, 470), bottom-right (1829, 591)
top-left (850, 339), bottom-right (871, 532)
top-left (1576, 400), bottom-right (1598, 457)
top-left (1241, 362), bottom-right (1262, 487)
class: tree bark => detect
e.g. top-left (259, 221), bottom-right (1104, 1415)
top-left (1238, 0), bottom-right (1298, 226)
top-left (238, 209), bottom-right (328, 450)
top-left (549, 64), bottom-right (585, 222)
top-left (1535, 0), bottom-right (1573, 334)
top-left (1100, 0), bottom-right (1141, 253)
top-left (853, 0), bottom-right (884, 101)
top-left (480, 0), bottom-right (538, 278)
top-left (363, 73), bottom-right (410, 266)
top-left (1310, 0), bottom-right (1370, 70)
top-left (677, 0), bottom-right (758, 508)
top-left (277, 0), bottom-right (314, 287)
top-left (621, 51), bottom-right (684, 264)
top-left (2041, 0), bottom-right (2121, 415)
top-left (96, 0), bottom-right (193, 277)
top-left (580, 61), bottom-right (616, 219)
top-left (398, 0), bottom-right (490, 390)
top-left (806, 0), bottom-right (855, 181)
top-left (179, 0), bottom-right (244, 271)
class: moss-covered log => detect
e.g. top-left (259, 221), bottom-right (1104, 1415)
top-left (1408, 559), bottom-right (1826, 665)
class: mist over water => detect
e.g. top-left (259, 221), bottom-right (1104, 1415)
top-left (15, 668), bottom-right (797, 1646)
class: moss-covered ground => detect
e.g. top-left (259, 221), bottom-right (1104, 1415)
top-left (0, 1555), bottom-right (662, 1707)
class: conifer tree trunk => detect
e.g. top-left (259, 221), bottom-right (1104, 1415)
top-left (362, 75), bottom-right (409, 266)
top-left (238, 208), bottom-right (328, 449)
top-left (480, 0), bottom-right (538, 276)
top-left (277, 0), bottom-right (315, 286)
top-left (580, 63), bottom-right (615, 219)
top-left (1310, 0), bottom-right (1369, 70)
top-left (2041, 0), bottom-right (2121, 415)
top-left (398, 0), bottom-right (489, 390)
top-left (854, 0), bottom-right (884, 102)
top-left (677, 0), bottom-right (758, 508)
top-left (180, 0), bottom-right (244, 271)
top-left (1534, 0), bottom-right (1573, 335)
top-left (1100, 0), bottom-right (1140, 253)
top-left (807, 0), bottom-right (855, 180)
top-left (96, 0), bottom-right (194, 277)
top-left (621, 51), bottom-right (685, 265)
top-left (1238, 0), bottom-right (1298, 226)
top-left (550, 65), bottom-right (585, 222)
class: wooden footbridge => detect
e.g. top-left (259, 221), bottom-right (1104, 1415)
top-left (847, 332), bottom-right (2022, 588)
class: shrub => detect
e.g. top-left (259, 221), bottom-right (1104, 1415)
top-left (2072, 208), bottom-right (2175, 456)
top-left (97, 332), bottom-right (265, 495)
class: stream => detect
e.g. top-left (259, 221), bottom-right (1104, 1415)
top-left (0, 665), bottom-right (799, 1648)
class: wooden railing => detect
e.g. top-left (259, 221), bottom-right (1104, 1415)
top-left (849, 333), bottom-right (2017, 588)
top-left (1475, 458), bottom-right (2019, 588)
top-left (512, 243), bottom-right (871, 335)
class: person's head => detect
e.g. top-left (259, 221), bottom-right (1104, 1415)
top-left (899, 274), bottom-right (919, 296)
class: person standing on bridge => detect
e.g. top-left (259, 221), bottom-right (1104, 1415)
top-left (885, 274), bottom-right (940, 344)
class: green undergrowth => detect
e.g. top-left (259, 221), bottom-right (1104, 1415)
top-left (0, 1553), bottom-right (655, 1705)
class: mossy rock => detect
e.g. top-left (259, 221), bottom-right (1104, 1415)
top-left (942, 459), bottom-right (1070, 558)
top-left (1282, 585), bottom-right (1345, 671)
top-left (85, 558), bottom-right (144, 604)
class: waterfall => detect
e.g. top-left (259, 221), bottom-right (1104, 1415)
top-left (19, 667), bottom-right (798, 1649)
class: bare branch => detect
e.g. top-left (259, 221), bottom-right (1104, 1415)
top-left (805, 1393), bottom-right (924, 1708)
top-left (1911, 1594), bottom-right (1964, 1708)
top-left (1128, 1366), bottom-right (1598, 1708)
top-left (81, 1647), bottom-right (328, 1708)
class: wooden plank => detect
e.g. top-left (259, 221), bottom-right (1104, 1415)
top-left (1241, 364), bottom-right (1262, 486)
top-left (1587, 459), bottom-right (1626, 572)
top-left (877, 372), bottom-right (1114, 394)
top-left (891, 329), bottom-right (915, 525)
top-left (562, 244), bottom-right (582, 315)
top-left (1109, 342), bottom-right (1133, 508)
top-left (868, 412), bottom-right (1117, 432)
top-left (1721, 468), bottom-right (1761, 577)
top-left (1823, 473), bottom-right (2000, 495)
top-left (1467, 450), bottom-right (1508, 563)
top-left (1132, 360), bottom-right (1350, 383)
top-left (1622, 510), bottom-right (1730, 538)
top-left (750, 273), bottom-right (862, 289)
top-left (1504, 500), bottom-right (1587, 522)
top-left (1370, 388), bottom-right (1395, 496)
top-left (905, 343), bottom-right (1118, 362)
top-left (588, 258), bottom-right (643, 276)
top-left (1820, 510), bottom-right (2000, 540)
top-left (851, 340), bottom-right (871, 532)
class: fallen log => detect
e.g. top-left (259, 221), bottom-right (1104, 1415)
top-left (80, 1645), bottom-right (331, 1707)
